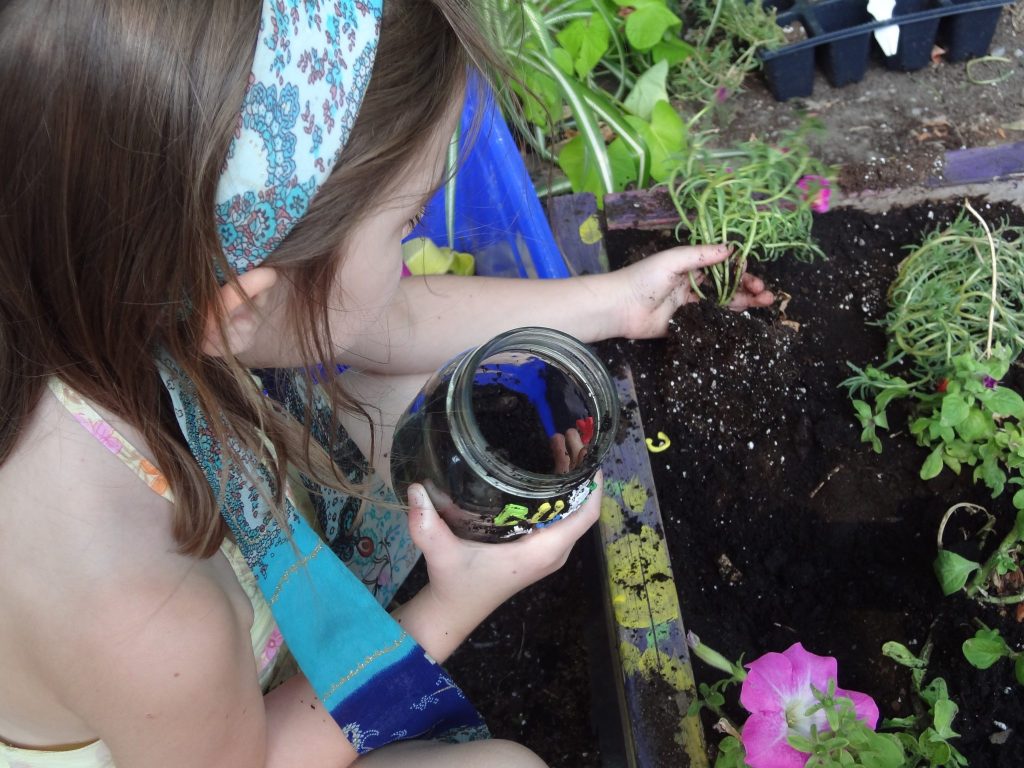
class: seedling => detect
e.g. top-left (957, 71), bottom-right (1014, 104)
top-left (962, 624), bottom-right (1024, 684)
top-left (881, 640), bottom-right (968, 767)
top-left (934, 503), bottom-right (1024, 603)
top-left (664, 122), bottom-right (833, 305)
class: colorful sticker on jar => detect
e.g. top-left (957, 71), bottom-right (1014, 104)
top-left (495, 476), bottom-right (599, 536)
top-left (566, 477), bottom-right (598, 516)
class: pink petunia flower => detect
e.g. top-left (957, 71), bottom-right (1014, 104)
top-left (796, 175), bottom-right (831, 214)
top-left (740, 642), bottom-right (879, 768)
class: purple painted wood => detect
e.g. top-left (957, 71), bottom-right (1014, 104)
top-left (933, 141), bottom-right (1024, 187)
top-left (604, 189), bottom-right (679, 232)
top-left (546, 194), bottom-right (607, 275)
top-left (547, 193), bottom-right (708, 768)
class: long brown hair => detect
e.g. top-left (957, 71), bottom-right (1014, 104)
top-left (0, 0), bottom-right (504, 557)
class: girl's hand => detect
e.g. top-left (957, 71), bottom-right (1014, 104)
top-left (606, 244), bottom-right (774, 340)
top-left (406, 473), bottom-right (602, 626)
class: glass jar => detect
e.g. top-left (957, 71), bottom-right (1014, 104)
top-left (390, 327), bottom-right (619, 542)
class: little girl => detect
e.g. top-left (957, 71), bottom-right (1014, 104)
top-left (0, 1), bottom-right (771, 766)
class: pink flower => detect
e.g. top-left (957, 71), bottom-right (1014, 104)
top-left (74, 414), bottom-right (122, 454)
top-left (796, 175), bottom-right (831, 213)
top-left (740, 643), bottom-right (879, 768)
top-left (715, 87), bottom-right (730, 103)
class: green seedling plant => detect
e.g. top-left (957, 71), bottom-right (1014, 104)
top-left (845, 346), bottom-right (1024, 500)
top-left (486, 0), bottom-right (694, 201)
top-left (881, 640), bottom-right (968, 767)
top-left (664, 121), bottom-right (833, 305)
top-left (962, 623), bottom-right (1024, 684)
top-left (934, 502), bottom-right (1024, 603)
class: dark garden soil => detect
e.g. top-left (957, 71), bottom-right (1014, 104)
top-left (602, 197), bottom-right (1024, 767)
top-left (397, 544), bottom-right (604, 767)
top-left (712, 5), bottom-right (1024, 193)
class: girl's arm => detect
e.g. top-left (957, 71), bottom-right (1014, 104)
top-left (333, 244), bottom-right (772, 374)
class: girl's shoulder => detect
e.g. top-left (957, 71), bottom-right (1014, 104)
top-left (0, 388), bottom-right (258, 753)
top-left (0, 384), bottom-right (179, 591)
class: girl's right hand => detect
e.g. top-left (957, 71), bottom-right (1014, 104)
top-left (405, 473), bottom-right (602, 634)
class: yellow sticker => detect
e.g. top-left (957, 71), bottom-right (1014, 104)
top-left (578, 214), bottom-right (602, 245)
top-left (495, 503), bottom-right (529, 526)
top-left (645, 431), bottom-right (671, 453)
top-left (529, 502), bottom-right (553, 524)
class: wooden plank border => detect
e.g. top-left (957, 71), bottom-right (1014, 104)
top-left (548, 193), bottom-right (708, 768)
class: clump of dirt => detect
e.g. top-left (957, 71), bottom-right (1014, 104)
top-left (661, 300), bottom-right (797, 447)
top-left (605, 197), bottom-right (1024, 766)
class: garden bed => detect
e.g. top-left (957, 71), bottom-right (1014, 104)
top-left (402, 195), bottom-right (1024, 768)
top-left (601, 196), bottom-right (1024, 766)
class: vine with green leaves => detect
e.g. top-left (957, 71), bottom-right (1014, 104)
top-left (842, 203), bottom-right (1024, 500)
top-left (485, 0), bottom-right (789, 202)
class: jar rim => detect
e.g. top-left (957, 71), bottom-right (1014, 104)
top-left (446, 326), bottom-right (619, 497)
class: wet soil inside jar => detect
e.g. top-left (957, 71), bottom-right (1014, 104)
top-left (473, 383), bottom-right (554, 474)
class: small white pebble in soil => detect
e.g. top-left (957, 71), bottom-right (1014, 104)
top-left (747, 441), bottom-right (754, 449)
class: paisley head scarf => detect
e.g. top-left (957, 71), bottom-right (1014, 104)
top-left (157, 0), bottom-right (485, 753)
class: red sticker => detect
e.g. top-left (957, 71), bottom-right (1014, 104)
top-left (575, 416), bottom-right (595, 445)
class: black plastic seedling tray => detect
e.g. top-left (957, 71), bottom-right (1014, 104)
top-left (760, 0), bottom-right (1013, 100)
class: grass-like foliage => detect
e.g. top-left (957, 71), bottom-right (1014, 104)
top-left (672, 0), bottom-right (787, 107)
top-left (844, 204), bottom-right (1024, 522)
top-left (885, 210), bottom-right (1024, 379)
top-left (664, 121), bottom-right (833, 305)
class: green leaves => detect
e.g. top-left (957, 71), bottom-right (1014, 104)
top-left (879, 643), bottom-right (969, 768)
top-left (985, 385), bottom-right (1024, 418)
top-left (613, 0), bottom-right (682, 50)
top-left (493, 0), bottom-right (691, 203)
top-left (933, 550), bottom-right (980, 596)
top-left (962, 626), bottom-right (1024, 685)
top-left (626, 100), bottom-right (685, 182)
top-left (622, 58), bottom-right (668, 120)
top-left (556, 14), bottom-right (610, 79)
top-left (921, 447), bottom-right (945, 480)
top-left (940, 393), bottom-right (969, 427)
top-left (962, 627), bottom-right (1012, 669)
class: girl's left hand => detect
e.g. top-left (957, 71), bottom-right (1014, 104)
top-left (605, 243), bottom-right (774, 340)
